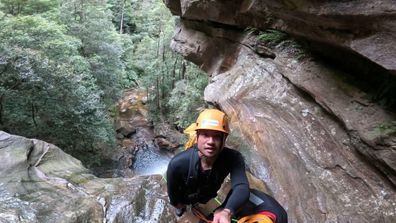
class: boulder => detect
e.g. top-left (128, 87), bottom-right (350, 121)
top-left (0, 131), bottom-right (175, 223)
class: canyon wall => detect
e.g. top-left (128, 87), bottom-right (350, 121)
top-left (164, 0), bottom-right (396, 222)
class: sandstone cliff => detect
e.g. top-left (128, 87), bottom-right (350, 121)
top-left (164, 0), bottom-right (396, 222)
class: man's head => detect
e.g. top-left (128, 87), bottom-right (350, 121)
top-left (195, 109), bottom-right (229, 159)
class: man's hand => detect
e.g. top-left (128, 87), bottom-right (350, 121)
top-left (212, 208), bottom-right (232, 223)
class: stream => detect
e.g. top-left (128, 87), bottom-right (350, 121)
top-left (90, 89), bottom-right (181, 179)
top-left (133, 147), bottom-right (171, 176)
top-left (93, 126), bottom-right (175, 178)
top-left (129, 127), bottom-right (172, 176)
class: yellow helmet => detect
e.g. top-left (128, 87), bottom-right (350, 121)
top-left (195, 109), bottom-right (229, 134)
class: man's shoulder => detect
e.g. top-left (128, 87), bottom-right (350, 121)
top-left (172, 148), bottom-right (192, 159)
top-left (169, 147), bottom-right (195, 167)
top-left (222, 147), bottom-right (242, 156)
top-left (220, 147), bottom-right (245, 163)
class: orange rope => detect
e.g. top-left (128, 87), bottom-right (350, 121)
top-left (191, 206), bottom-right (212, 223)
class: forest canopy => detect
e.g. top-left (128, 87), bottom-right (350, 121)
top-left (0, 0), bottom-right (208, 165)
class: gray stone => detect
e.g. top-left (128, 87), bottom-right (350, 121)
top-left (0, 131), bottom-right (175, 223)
top-left (164, 0), bottom-right (396, 75)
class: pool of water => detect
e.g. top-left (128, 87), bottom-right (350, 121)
top-left (132, 146), bottom-right (171, 176)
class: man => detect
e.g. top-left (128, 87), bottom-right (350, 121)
top-left (166, 109), bottom-right (287, 223)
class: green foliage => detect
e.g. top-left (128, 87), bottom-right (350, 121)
top-left (0, 1), bottom-right (119, 166)
top-left (372, 121), bottom-right (396, 137)
top-left (0, 0), bottom-right (209, 166)
top-left (250, 28), bottom-right (308, 60)
top-left (244, 26), bottom-right (259, 35)
top-left (107, 0), bottom-right (136, 34)
top-left (258, 29), bottom-right (288, 46)
top-left (167, 69), bottom-right (208, 129)
top-left (0, 0), bottom-right (59, 16)
top-left (121, 0), bottom-right (209, 128)
top-left (60, 0), bottom-right (126, 105)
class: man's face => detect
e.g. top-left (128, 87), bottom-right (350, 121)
top-left (197, 129), bottom-right (225, 158)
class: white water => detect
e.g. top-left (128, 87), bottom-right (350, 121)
top-left (132, 147), bottom-right (170, 176)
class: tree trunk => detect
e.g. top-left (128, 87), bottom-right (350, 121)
top-left (156, 76), bottom-right (160, 111)
top-left (16, 2), bottom-right (22, 15)
top-left (172, 57), bottom-right (178, 88)
top-left (156, 34), bottom-right (161, 58)
top-left (75, 0), bottom-right (86, 22)
top-left (180, 61), bottom-right (186, 80)
top-left (119, 0), bottom-right (126, 34)
top-left (160, 60), bottom-right (166, 100)
top-left (31, 102), bottom-right (38, 127)
top-left (0, 95), bottom-right (3, 126)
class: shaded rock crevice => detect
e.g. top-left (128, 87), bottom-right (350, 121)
top-left (165, 0), bottom-right (396, 74)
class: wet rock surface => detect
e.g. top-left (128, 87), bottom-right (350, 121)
top-left (94, 89), bottom-right (182, 178)
top-left (0, 131), bottom-right (175, 223)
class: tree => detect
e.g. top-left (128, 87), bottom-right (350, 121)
top-left (0, 0), bottom-right (209, 165)
top-left (107, 0), bottom-right (135, 34)
top-left (0, 0), bottom-right (59, 16)
top-left (167, 73), bottom-right (208, 129)
top-left (0, 13), bottom-right (115, 166)
top-left (60, 0), bottom-right (126, 105)
top-left (114, 0), bottom-right (208, 126)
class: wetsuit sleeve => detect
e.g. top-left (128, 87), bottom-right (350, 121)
top-left (166, 158), bottom-right (183, 206)
top-left (224, 151), bottom-right (250, 214)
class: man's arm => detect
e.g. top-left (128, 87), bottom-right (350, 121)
top-left (223, 151), bottom-right (250, 214)
top-left (166, 159), bottom-right (182, 206)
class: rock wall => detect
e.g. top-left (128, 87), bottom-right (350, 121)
top-left (165, 0), bottom-right (396, 75)
top-left (0, 131), bottom-right (175, 223)
top-left (164, 0), bottom-right (396, 222)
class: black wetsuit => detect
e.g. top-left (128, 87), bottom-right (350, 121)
top-left (166, 145), bottom-right (287, 223)
top-left (166, 146), bottom-right (250, 214)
